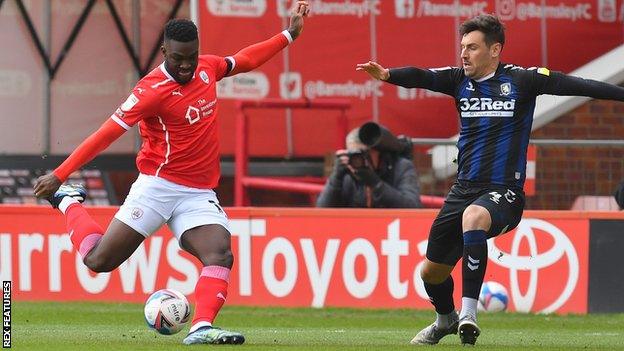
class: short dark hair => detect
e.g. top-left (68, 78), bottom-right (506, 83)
top-left (164, 19), bottom-right (198, 42)
top-left (460, 14), bottom-right (505, 47)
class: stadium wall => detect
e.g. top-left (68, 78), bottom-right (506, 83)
top-left (1, 206), bottom-right (623, 314)
top-left (528, 99), bottom-right (624, 210)
top-left (199, 0), bottom-right (624, 156)
top-left (2, 0), bottom-right (623, 157)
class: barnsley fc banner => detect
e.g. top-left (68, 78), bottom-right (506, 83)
top-left (198, 0), bottom-right (624, 157)
top-left (0, 206), bottom-right (593, 314)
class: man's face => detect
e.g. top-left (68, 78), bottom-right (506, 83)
top-left (460, 30), bottom-right (500, 79)
top-left (162, 39), bottom-right (199, 84)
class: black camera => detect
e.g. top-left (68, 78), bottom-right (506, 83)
top-left (338, 150), bottom-right (369, 169)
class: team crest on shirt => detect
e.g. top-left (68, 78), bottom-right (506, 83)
top-left (200, 71), bottom-right (210, 84)
top-left (500, 82), bottom-right (512, 96)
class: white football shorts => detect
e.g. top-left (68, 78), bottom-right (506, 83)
top-left (114, 174), bottom-right (230, 240)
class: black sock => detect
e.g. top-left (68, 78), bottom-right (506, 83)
top-left (424, 276), bottom-right (455, 314)
top-left (462, 230), bottom-right (488, 299)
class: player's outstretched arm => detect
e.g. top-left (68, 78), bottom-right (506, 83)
top-left (226, 1), bottom-right (309, 76)
top-left (537, 70), bottom-right (624, 101)
top-left (33, 119), bottom-right (126, 199)
top-left (356, 61), bottom-right (390, 81)
top-left (356, 62), bottom-right (443, 91)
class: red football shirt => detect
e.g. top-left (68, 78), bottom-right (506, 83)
top-left (111, 55), bottom-right (229, 189)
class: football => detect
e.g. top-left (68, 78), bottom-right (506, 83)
top-left (144, 289), bottom-right (191, 335)
top-left (478, 281), bottom-right (509, 312)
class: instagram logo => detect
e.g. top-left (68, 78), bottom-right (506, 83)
top-left (598, 0), bottom-right (617, 22)
top-left (495, 0), bottom-right (515, 20)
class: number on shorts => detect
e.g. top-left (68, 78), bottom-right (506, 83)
top-left (489, 191), bottom-right (502, 204)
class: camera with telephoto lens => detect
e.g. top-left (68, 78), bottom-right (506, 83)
top-left (358, 122), bottom-right (414, 159)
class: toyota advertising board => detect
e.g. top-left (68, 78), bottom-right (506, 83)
top-left (0, 206), bottom-right (611, 314)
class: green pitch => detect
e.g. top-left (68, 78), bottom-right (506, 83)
top-left (11, 301), bottom-right (624, 350)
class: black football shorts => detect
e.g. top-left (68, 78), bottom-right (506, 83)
top-left (425, 180), bottom-right (525, 266)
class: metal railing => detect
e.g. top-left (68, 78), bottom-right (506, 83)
top-left (416, 138), bottom-right (624, 211)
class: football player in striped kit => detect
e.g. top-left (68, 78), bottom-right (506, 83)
top-left (358, 14), bottom-right (624, 346)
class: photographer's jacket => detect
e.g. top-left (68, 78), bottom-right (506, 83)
top-left (316, 153), bottom-right (422, 208)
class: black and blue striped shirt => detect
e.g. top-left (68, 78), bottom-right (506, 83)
top-left (388, 63), bottom-right (624, 189)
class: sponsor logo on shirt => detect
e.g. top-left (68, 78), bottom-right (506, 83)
top-left (186, 99), bottom-right (217, 125)
top-left (120, 93), bottom-right (139, 112)
top-left (537, 67), bottom-right (550, 76)
top-left (459, 97), bottom-right (516, 118)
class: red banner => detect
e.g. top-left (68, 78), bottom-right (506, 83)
top-left (0, 206), bottom-right (597, 314)
top-left (198, 0), bottom-right (624, 157)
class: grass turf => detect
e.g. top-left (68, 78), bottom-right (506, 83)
top-left (10, 301), bottom-right (624, 350)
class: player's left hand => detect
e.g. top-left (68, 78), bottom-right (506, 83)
top-left (356, 61), bottom-right (390, 81)
top-left (287, 1), bottom-right (309, 40)
top-left (33, 173), bottom-right (62, 199)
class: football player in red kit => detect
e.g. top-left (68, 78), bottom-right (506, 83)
top-left (34, 1), bottom-right (310, 345)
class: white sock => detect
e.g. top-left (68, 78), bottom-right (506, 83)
top-left (59, 197), bottom-right (79, 214)
top-left (435, 311), bottom-right (456, 328)
top-left (189, 321), bottom-right (212, 333)
top-left (459, 297), bottom-right (478, 321)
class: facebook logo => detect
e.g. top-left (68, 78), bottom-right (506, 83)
top-left (395, 0), bottom-right (415, 18)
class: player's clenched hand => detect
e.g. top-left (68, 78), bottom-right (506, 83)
top-left (33, 173), bottom-right (62, 199)
top-left (287, 1), bottom-right (309, 40)
top-left (356, 61), bottom-right (390, 81)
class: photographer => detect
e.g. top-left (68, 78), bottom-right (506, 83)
top-left (316, 126), bottom-right (422, 208)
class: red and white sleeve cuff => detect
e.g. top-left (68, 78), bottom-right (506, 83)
top-left (281, 30), bottom-right (293, 44)
top-left (111, 115), bottom-right (131, 130)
